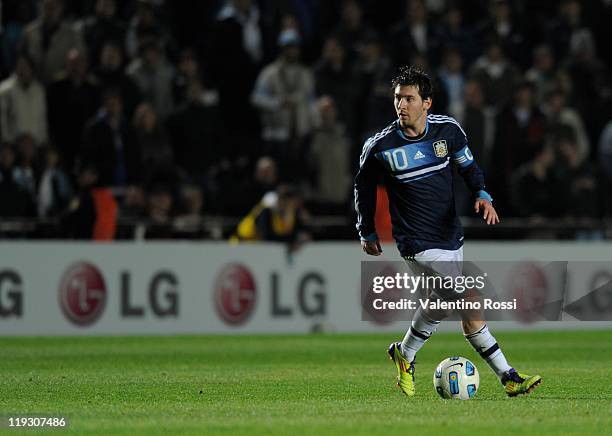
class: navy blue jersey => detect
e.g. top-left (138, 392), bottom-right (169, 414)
top-left (354, 114), bottom-right (491, 257)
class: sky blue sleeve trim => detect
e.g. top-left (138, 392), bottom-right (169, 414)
top-left (476, 190), bottom-right (493, 202)
top-left (360, 232), bottom-right (379, 242)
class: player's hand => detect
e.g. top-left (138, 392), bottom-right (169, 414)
top-left (361, 239), bottom-right (383, 256)
top-left (474, 199), bottom-right (500, 225)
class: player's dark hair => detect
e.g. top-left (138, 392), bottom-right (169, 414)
top-left (391, 66), bottom-right (433, 100)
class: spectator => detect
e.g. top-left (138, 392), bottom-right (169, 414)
top-left (81, 88), bottom-right (141, 187)
top-left (459, 80), bottom-right (494, 175)
top-left (0, 145), bottom-right (17, 184)
top-left (62, 162), bottom-right (117, 240)
top-left (251, 28), bottom-right (316, 180)
top-left (492, 81), bottom-right (546, 211)
top-left (308, 96), bottom-right (351, 212)
top-left (119, 185), bottom-right (147, 221)
top-left (37, 146), bottom-right (72, 218)
top-left (174, 184), bottom-right (204, 236)
top-left (179, 185), bottom-right (203, 222)
top-left (266, 6), bottom-right (320, 62)
top-left (125, 0), bottom-right (173, 60)
top-left (314, 36), bottom-right (359, 134)
top-left (78, 0), bottom-right (126, 71)
top-left (234, 184), bottom-right (311, 253)
top-left (166, 78), bottom-right (222, 201)
top-left (333, 0), bottom-right (377, 66)
top-left (553, 127), bottom-right (599, 219)
top-left (355, 34), bottom-right (395, 138)
top-left (388, 0), bottom-right (437, 67)
top-left (0, 1), bottom-right (37, 78)
top-left (525, 44), bottom-right (557, 105)
top-left (455, 80), bottom-right (495, 216)
top-left (21, 0), bottom-right (85, 83)
top-left (129, 101), bottom-right (174, 185)
top-left (212, 0), bottom-right (264, 66)
top-left (225, 155), bottom-right (279, 216)
top-left (0, 144), bottom-right (34, 217)
top-left (476, 0), bottom-right (528, 68)
top-left (432, 5), bottom-right (477, 65)
top-left (562, 28), bottom-right (610, 145)
top-left (144, 184), bottom-right (175, 239)
top-left (510, 146), bottom-right (557, 218)
top-left (469, 39), bottom-right (520, 109)
top-left (545, 0), bottom-right (595, 62)
top-left (251, 156), bottom-right (278, 198)
top-left (12, 133), bottom-right (38, 198)
top-left (126, 37), bottom-right (174, 118)
top-left (0, 53), bottom-right (48, 145)
top-left (497, 80), bottom-right (547, 166)
top-left (95, 40), bottom-right (142, 119)
top-left (47, 49), bottom-right (100, 171)
top-left (172, 48), bottom-right (218, 107)
top-left (511, 126), bottom-right (599, 222)
top-left (209, 0), bottom-right (267, 137)
top-left (543, 88), bottom-right (590, 164)
top-left (437, 47), bottom-right (465, 118)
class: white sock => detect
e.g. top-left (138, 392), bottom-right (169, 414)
top-left (464, 324), bottom-right (512, 381)
top-left (400, 309), bottom-right (440, 362)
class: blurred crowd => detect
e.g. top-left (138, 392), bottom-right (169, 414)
top-left (0, 0), bottom-right (611, 240)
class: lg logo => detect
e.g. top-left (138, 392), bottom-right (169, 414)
top-left (57, 262), bottom-right (179, 326)
top-left (213, 263), bottom-right (328, 326)
top-left (0, 270), bottom-right (23, 317)
top-left (508, 263), bottom-right (548, 323)
top-left (213, 264), bottom-right (257, 325)
top-left (58, 262), bottom-right (107, 326)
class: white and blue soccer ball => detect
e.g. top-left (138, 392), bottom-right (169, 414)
top-left (433, 356), bottom-right (479, 400)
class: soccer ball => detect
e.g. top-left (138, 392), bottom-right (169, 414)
top-left (433, 356), bottom-right (479, 400)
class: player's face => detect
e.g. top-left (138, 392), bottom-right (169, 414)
top-left (394, 85), bottom-right (431, 129)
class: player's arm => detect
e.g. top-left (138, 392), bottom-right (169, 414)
top-left (354, 141), bottom-right (383, 255)
top-left (452, 144), bottom-right (499, 225)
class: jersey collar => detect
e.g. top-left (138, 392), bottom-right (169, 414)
top-left (395, 119), bottom-right (429, 142)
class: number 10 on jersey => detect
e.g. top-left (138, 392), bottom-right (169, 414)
top-left (383, 149), bottom-right (409, 171)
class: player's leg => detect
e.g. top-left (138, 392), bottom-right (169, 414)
top-left (388, 305), bottom-right (446, 396)
top-left (388, 248), bottom-right (458, 396)
top-left (389, 306), bottom-right (447, 396)
top-left (400, 249), bottom-right (458, 360)
top-left (400, 306), bottom-right (443, 363)
top-left (462, 316), bottom-right (542, 396)
top-left (462, 319), bottom-right (511, 378)
top-left (438, 249), bottom-right (541, 396)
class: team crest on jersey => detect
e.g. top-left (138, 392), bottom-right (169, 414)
top-left (433, 140), bottom-right (448, 157)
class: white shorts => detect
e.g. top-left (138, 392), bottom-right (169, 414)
top-left (403, 247), bottom-right (464, 298)
top-left (412, 247), bottom-right (464, 263)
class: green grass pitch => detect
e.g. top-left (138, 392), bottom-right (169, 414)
top-left (1, 330), bottom-right (611, 435)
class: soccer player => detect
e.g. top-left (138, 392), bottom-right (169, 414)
top-left (354, 66), bottom-right (541, 397)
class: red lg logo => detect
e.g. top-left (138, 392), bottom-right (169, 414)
top-left (214, 264), bottom-right (256, 325)
top-left (509, 263), bottom-right (548, 323)
top-left (59, 262), bottom-right (107, 326)
top-left (362, 263), bottom-right (402, 325)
